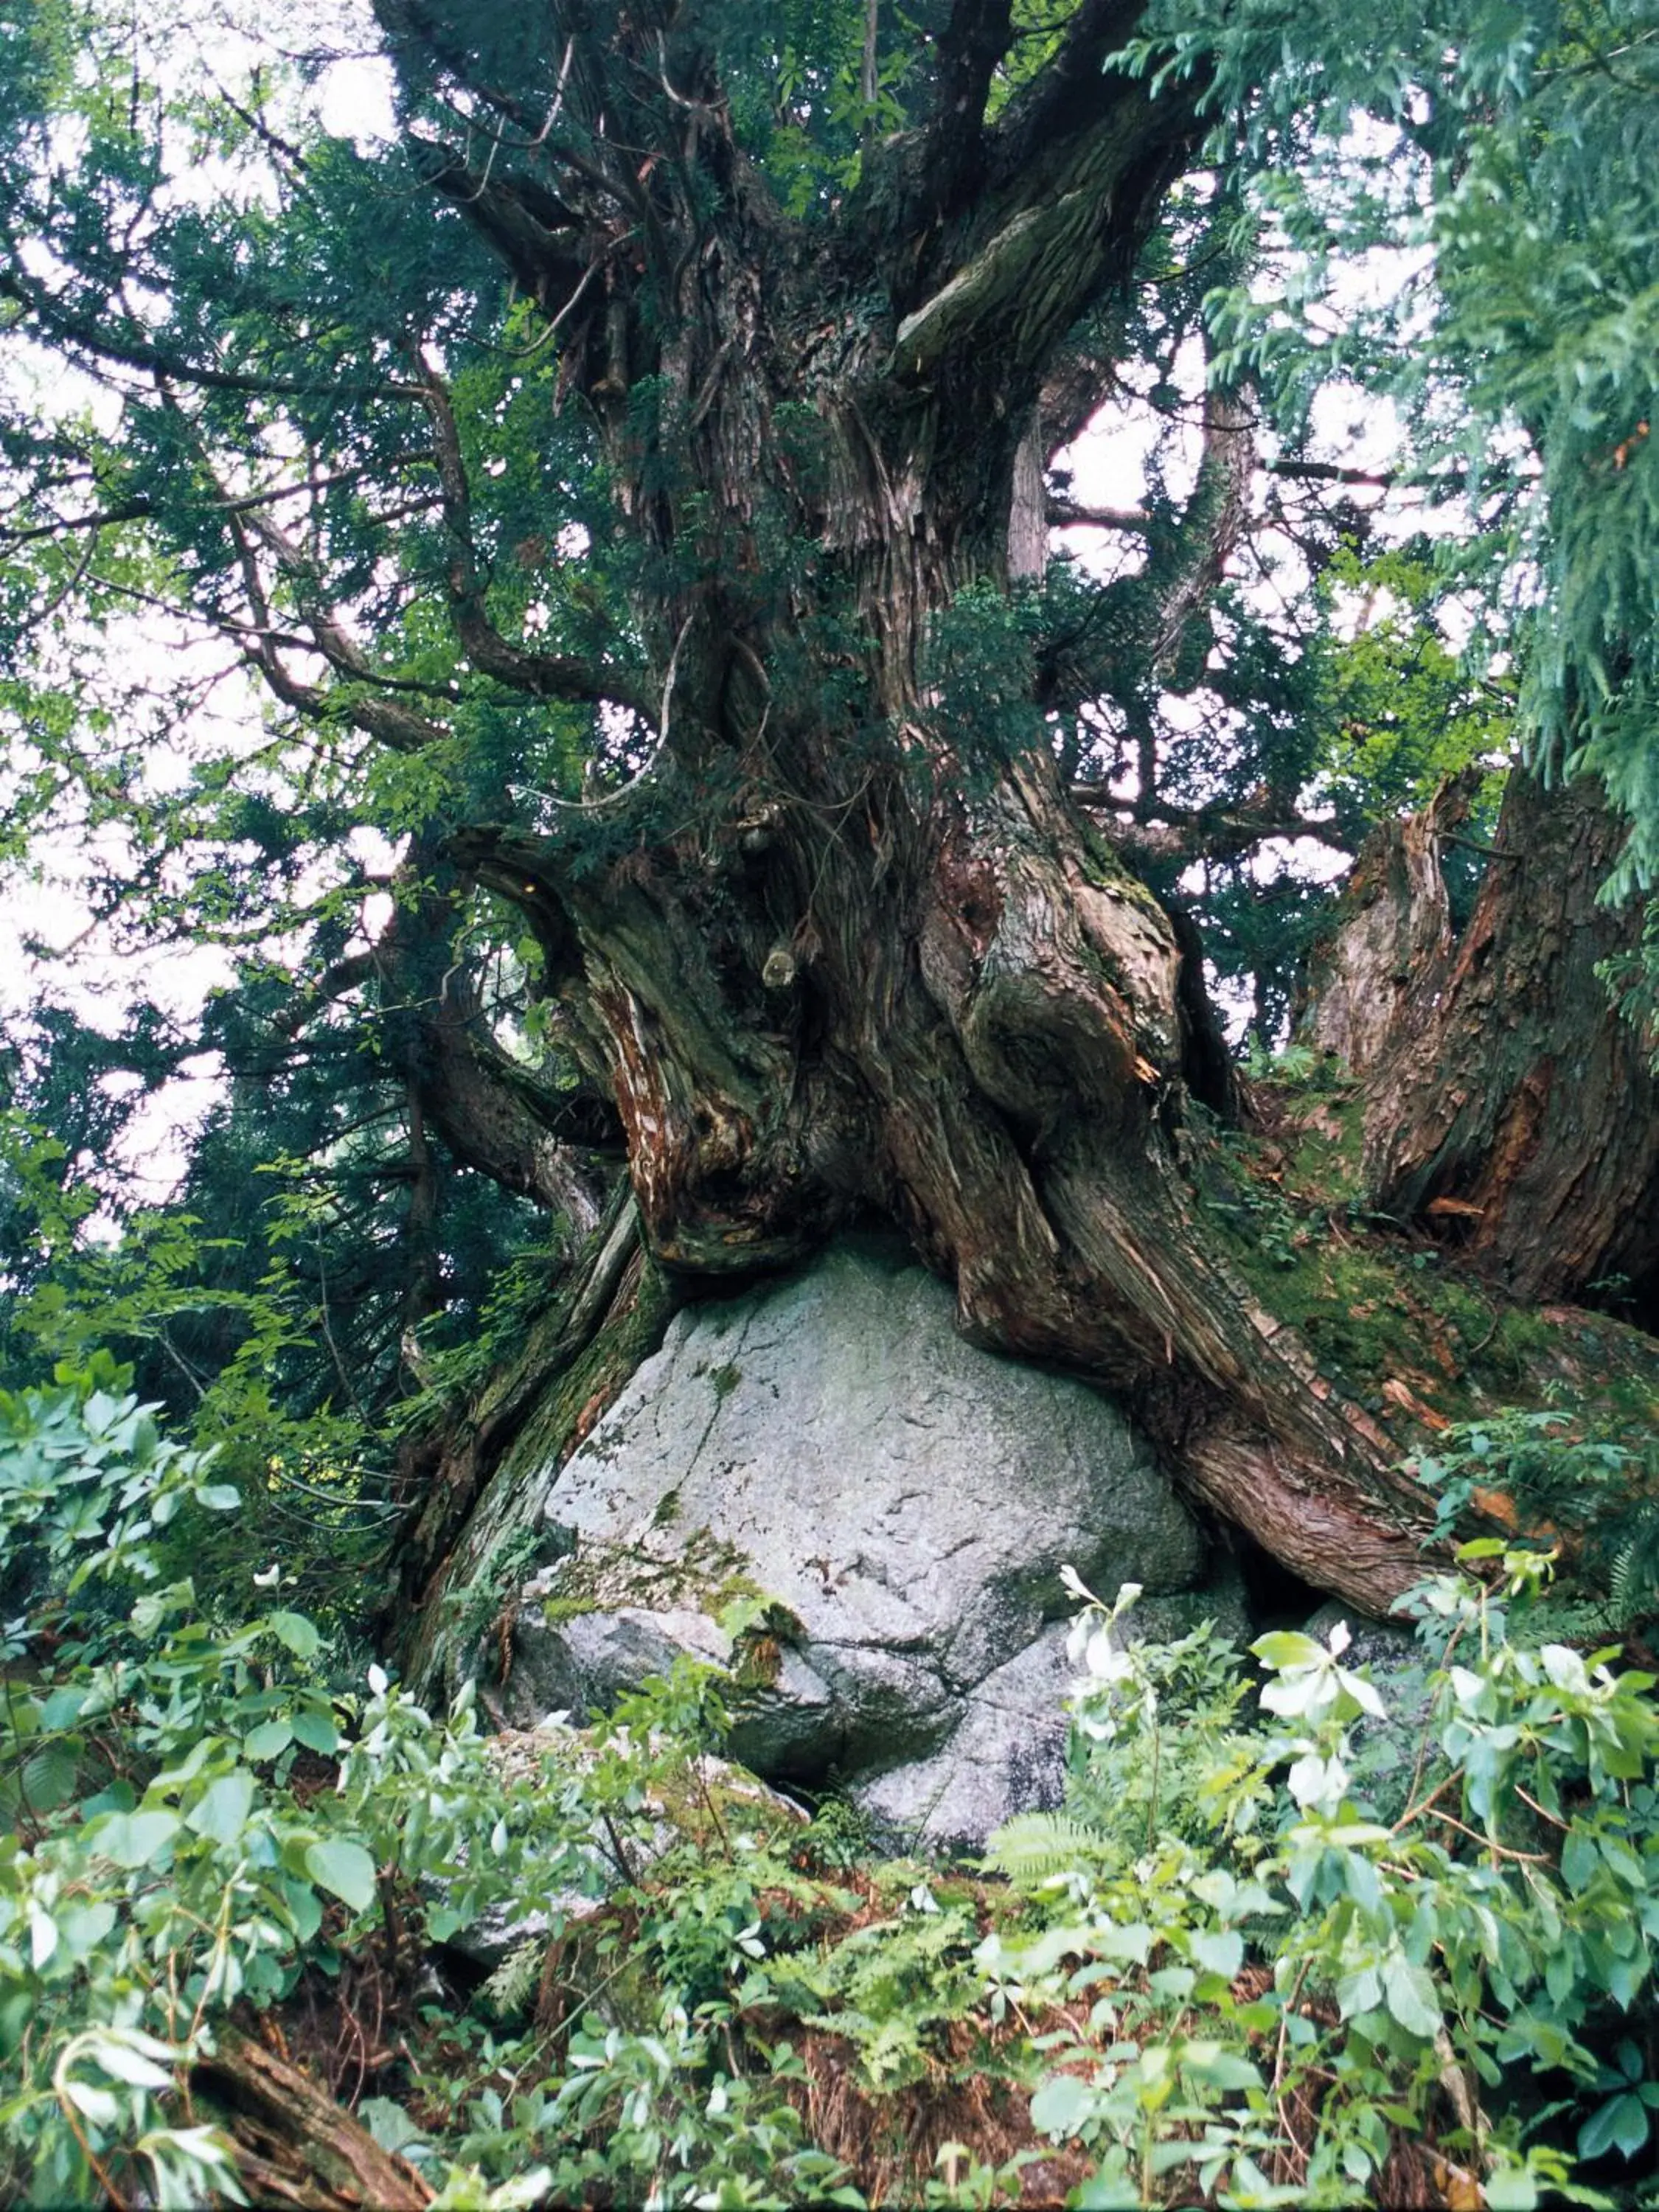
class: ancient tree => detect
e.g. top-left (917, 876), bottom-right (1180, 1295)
top-left (1, 0), bottom-right (1656, 1638)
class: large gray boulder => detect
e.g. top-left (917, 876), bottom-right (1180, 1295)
top-left (498, 1238), bottom-right (1237, 1846)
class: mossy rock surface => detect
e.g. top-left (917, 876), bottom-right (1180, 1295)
top-left (495, 1239), bottom-right (1240, 1846)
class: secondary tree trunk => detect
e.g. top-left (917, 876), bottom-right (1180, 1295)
top-left (1310, 770), bottom-right (1659, 1313)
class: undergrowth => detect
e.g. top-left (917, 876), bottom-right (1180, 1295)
top-left (4, 1374), bottom-right (1659, 2207)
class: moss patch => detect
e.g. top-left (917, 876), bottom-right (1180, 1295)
top-left (1194, 1095), bottom-right (1659, 1440)
top-left (537, 1523), bottom-right (762, 1624)
top-left (1191, 1088), bottom-right (1659, 1625)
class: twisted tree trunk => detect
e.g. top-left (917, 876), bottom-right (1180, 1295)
top-left (353, 2), bottom-right (1656, 1658)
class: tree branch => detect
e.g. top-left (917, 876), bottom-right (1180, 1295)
top-left (988, 0), bottom-right (1165, 184)
top-left (414, 141), bottom-right (593, 310)
top-left (925, 0), bottom-right (1014, 212)
top-left (223, 501), bottom-right (452, 751)
top-left (891, 1), bottom-right (1203, 389)
top-left (1048, 495), bottom-right (1150, 532)
top-left (1145, 379), bottom-right (1256, 686)
top-left (1265, 458), bottom-right (1397, 489)
top-left (1074, 792), bottom-right (1357, 869)
top-left (414, 361), bottom-right (644, 714)
top-left (0, 496), bottom-right (153, 546)
top-left (0, 268), bottom-right (422, 405)
top-left (0, 459), bottom-right (434, 548)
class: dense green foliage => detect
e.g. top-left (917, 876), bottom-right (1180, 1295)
top-left (4, 1387), bottom-right (1659, 2206)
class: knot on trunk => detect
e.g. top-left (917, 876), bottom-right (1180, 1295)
top-left (939, 853), bottom-right (1180, 1142)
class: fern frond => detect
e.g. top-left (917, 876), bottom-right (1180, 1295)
top-left (478, 1937), bottom-right (544, 2020)
top-left (1610, 1540), bottom-right (1635, 1621)
top-left (983, 1811), bottom-right (1107, 1885)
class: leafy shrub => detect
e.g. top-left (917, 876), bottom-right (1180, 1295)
top-left (982, 1561), bottom-right (1659, 2206)
top-left (7, 1378), bottom-right (1659, 2208)
top-left (1411, 1405), bottom-right (1659, 1628)
top-left (0, 1372), bottom-right (729, 2205)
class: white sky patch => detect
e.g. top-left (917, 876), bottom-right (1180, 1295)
top-left (102, 1054), bottom-right (227, 1211)
top-left (345, 823), bottom-right (405, 945)
top-left (316, 55), bottom-right (398, 149)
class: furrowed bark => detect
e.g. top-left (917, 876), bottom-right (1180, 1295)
top-left (1346, 771), bottom-right (1659, 1309)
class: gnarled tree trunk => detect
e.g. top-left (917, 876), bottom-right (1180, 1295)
top-left (350, 2), bottom-right (1658, 1658)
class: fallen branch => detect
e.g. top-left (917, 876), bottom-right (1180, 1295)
top-left (191, 2026), bottom-right (431, 2211)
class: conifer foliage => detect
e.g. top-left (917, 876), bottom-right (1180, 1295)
top-left (1, 0), bottom-right (1655, 1621)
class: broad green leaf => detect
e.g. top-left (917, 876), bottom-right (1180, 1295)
top-left (305, 1837), bottom-right (378, 1914)
top-left (282, 1877), bottom-right (324, 1944)
top-left (1094, 1921), bottom-right (1153, 1965)
top-left (1336, 1666), bottom-right (1387, 1719)
top-left (1560, 1827), bottom-right (1599, 1895)
top-left (1383, 1958), bottom-right (1441, 2039)
top-left (1482, 2168), bottom-right (1540, 2212)
top-left (13, 1739), bottom-right (80, 1816)
top-left (39, 1684), bottom-right (88, 1730)
top-left (359, 2097), bottom-right (427, 2154)
top-left (1579, 2091), bottom-right (1651, 2160)
top-left (1189, 1928), bottom-right (1245, 1981)
top-left (290, 1706), bottom-right (339, 1755)
top-left (1251, 1631), bottom-right (1324, 1672)
top-left (1149, 2138), bottom-right (1200, 2174)
top-left (85, 2035), bottom-right (173, 2090)
top-left (97, 1809), bottom-right (182, 1868)
top-left (268, 1610), bottom-right (320, 1659)
top-left (187, 1770), bottom-right (256, 1846)
top-left (1338, 1966), bottom-right (1382, 2020)
top-left (28, 1901), bottom-right (58, 1969)
top-left (1180, 2043), bottom-right (1261, 2090)
top-left (1029, 2070), bottom-right (1093, 2138)
top-left (131, 1581), bottom-right (193, 1638)
top-left (244, 1718), bottom-right (294, 1761)
top-left (63, 2079), bottom-right (120, 2126)
top-left (57, 1899), bottom-right (119, 1957)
